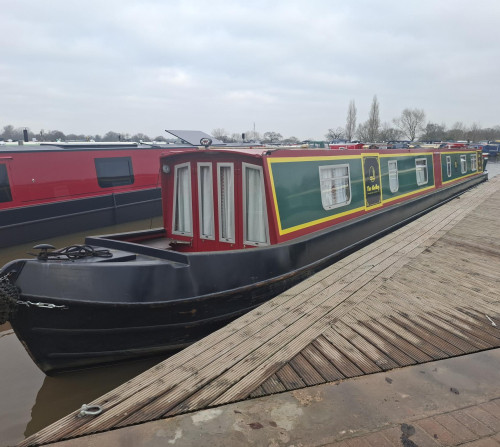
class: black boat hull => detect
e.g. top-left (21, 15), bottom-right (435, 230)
top-left (6, 174), bottom-right (487, 374)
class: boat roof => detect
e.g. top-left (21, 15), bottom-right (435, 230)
top-left (159, 144), bottom-right (483, 162)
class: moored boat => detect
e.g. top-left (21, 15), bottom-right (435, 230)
top-left (0, 144), bottom-right (487, 374)
top-left (0, 130), bottom-right (255, 248)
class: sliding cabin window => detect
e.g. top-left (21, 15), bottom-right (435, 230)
top-left (172, 163), bottom-right (193, 236)
top-left (243, 163), bottom-right (269, 246)
top-left (388, 160), bottom-right (399, 193)
top-left (415, 158), bottom-right (428, 186)
top-left (446, 156), bottom-right (452, 177)
top-left (0, 164), bottom-right (12, 203)
top-left (319, 164), bottom-right (351, 210)
top-left (217, 163), bottom-right (235, 243)
top-left (470, 154), bottom-right (477, 171)
top-left (197, 163), bottom-right (214, 240)
top-left (94, 157), bottom-right (134, 188)
top-left (460, 155), bottom-right (467, 174)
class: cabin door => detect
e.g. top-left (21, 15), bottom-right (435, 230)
top-left (362, 154), bottom-right (382, 209)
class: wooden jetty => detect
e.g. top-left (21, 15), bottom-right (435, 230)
top-left (20, 176), bottom-right (500, 447)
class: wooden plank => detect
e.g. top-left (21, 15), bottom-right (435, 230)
top-left (330, 321), bottom-right (400, 370)
top-left (321, 327), bottom-right (382, 375)
top-left (312, 336), bottom-right (364, 378)
top-left (340, 315), bottom-right (417, 366)
top-left (275, 364), bottom-right (307, 391)
top-left (260, 374), bottom-right (287, 395)
top-left (288, 353), bottom-right (326, 386)
top-left (300, 344), bottom-right (345, 382)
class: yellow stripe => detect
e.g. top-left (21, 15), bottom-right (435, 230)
top-left (442, 171), bottom-right (480, 185)
top-left (379, 152), bottom-right (433, 158)
top-left (383, 185), bottom-right (435, 203)
top-left (278, 206), bottom-right (366, 235)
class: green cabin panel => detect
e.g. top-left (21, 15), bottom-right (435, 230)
top-left (380, 154), bottom-right (435, 200)
top-left (270, 158), bottom-right (365, 231)
top-left (440, 152), bottom-right (478, 182)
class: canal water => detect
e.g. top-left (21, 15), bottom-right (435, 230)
top-left (1, 158), bottom-right (499, 446)
top-left (0, 217), bottom-right (167, 447)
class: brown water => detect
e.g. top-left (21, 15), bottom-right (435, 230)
top-left (1, 159), bottom-right (499, 446)
top-left (0, 217), bottom-right (166, 447)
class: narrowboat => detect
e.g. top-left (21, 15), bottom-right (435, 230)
top-left (0, 144), bottom-right (487, 374)
top-left (0, 142), bottom-right (184, 248)
top-left (0, 130), bottom-right (233, 248)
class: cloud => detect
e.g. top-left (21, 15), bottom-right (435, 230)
top-left (1, 0), bottom-right (500, 138)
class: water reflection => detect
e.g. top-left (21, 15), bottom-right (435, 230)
top-left (0, 217), bottom-right (163, 446)
top-left (25, 356), bottom-right (165, 438)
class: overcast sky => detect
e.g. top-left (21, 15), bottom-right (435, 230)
top-left (2, 0), bottom-right (499, 140)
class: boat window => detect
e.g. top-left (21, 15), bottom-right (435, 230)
top-left (388, 160), bottom-right (399, 193)
top-left (415, 158), bottom-right (428, 186)
top-left (460, 155), bottom-right (467, 174)
top-left (319, 164), bottom-right (351, 210)
top-left (217, 163), bottom-right (235, 243)
top-left (446, 156), bottom-right (452, 177)
top-left (243, 163), bottom-right (269, 245)
top-left (94, 157), bottom-right (134, 188)
top-left (172, 163), bottom-right (193, 236)
top-left (197, 163), bottom-right (214, 239)
top-left (0, 164), bottom-right (12, 203)
top-left (470, 154), bottom-right (477, 171)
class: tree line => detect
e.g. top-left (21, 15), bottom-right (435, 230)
top-left (3, 102), bottom-right (500, 145)
top-left (326, 96), bottom-right (500, 143)
top-left (0, 125), bottom-right (170, 143)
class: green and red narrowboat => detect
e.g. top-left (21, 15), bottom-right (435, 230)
top-left (0, 145), bottom-right (487, 374)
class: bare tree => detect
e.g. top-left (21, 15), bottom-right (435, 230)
top-left (131, 133), bottom-right (151, 142)
top-left (465, 122), bottom-right (481, 143)
top-left (325, 127), bottom-right (345, 141)
top-left (366, 95), bottom-right (380, 142)
top-left (420, 122), bottom-right (447, 142)
top-left (211, 128), bottom-right (229, 142)
top-left (393, 108), bottom-right (426, 141)
top-left (102, 131), bottom-right (121, 142)
top-left (262, 132), bottom-right (282, 144)
top-left (378, 122), bottom-right (402, 142)
top-left (282, 136), bottom-right (300, 145)
top-left (446, 122), bottom-right (466, 141)
top-left (244, 129), bottom-right (261, 142)
top-left (356, 122), bottom-right (370, 142)
top-left (345, 100), bottom-right (357, 141)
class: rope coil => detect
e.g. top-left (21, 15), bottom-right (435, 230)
top-left (33, 245), bottom-right (113, 261)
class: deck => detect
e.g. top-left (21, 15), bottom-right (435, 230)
top-left (21, 176), bottom-right (500, 447)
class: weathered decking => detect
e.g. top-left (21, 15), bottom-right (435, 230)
top-left (21, 176), bottom-right (500, 447)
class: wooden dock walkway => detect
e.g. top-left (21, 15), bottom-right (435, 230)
top-left (21, 176), bottom-right (500, 447)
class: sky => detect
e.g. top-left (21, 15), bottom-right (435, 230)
top-left (1, 0), bottom-right (500, 140)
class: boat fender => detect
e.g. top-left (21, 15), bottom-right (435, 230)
top-left (0, 275), bottom-right (20, 325)
top-left (77, 404), bottom-right (103, 418)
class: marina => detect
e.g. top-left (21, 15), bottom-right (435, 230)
top-left (15, 164), bottom-right (500, 446)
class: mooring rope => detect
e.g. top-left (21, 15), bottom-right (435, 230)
top-left (0, 275), bottom-right (19, 325)
top-left (32, 244), bottom-right (113, 261)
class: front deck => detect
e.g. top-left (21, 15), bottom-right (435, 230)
top-left (21, 176), bottom-right (500, 447)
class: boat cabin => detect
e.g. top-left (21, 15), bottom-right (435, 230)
top-left (159, 146), bottom-right (485, 252)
